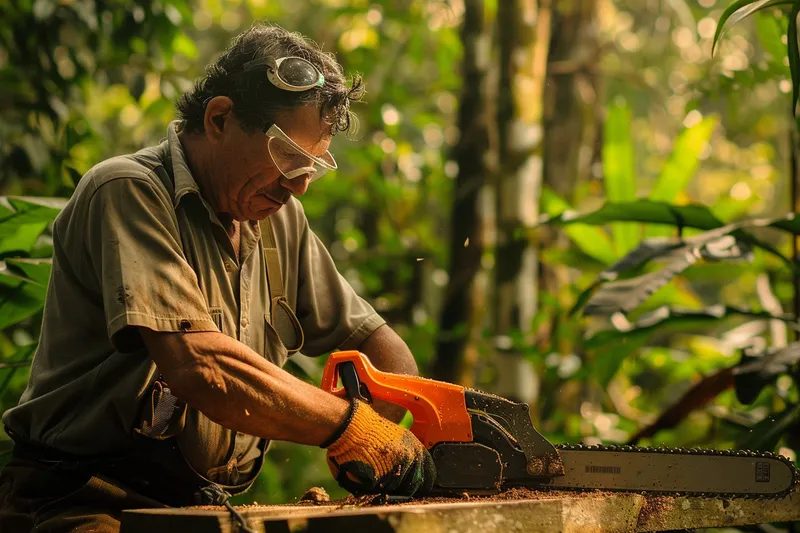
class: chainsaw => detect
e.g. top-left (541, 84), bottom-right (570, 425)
top-left (321, 351), bottom-right (800, 499)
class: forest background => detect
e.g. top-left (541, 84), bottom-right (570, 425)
top-left (4, 1), bottom-right (800, 527)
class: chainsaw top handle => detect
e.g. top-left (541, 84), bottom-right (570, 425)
top-left (320, 351), bottom-right (472, 448)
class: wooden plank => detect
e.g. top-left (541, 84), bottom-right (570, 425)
top-left (120, 491), bottom-right (800, 533)
top-left (259, 494), bottom-right (643, 533)
top-left (119, 504), bottom-right (338, 533)
top-left (634, 492), bottom-right (800, 532)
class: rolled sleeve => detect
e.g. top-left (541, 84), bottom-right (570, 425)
top-left (294, 222), bottom-right (386, 357)
top-left (84, 175), bottom-right (218, 352)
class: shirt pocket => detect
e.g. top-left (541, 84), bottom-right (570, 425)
top-left (270, 297), bottom-right (304, 354)
top-left (264, 316), bottom-right (289, 368)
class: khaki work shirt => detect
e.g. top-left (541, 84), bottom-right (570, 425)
top-left (2, 122), bottom-right (385, 486)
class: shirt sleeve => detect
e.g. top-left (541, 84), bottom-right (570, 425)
top-left (294, 217), bottom-right (386, 357)
top-left (83, 175), bottom-right (218, 352)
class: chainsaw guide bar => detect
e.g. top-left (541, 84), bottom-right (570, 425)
top-left (541, 443), bottom-right (800, 500)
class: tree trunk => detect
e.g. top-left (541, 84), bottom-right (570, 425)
top-left (539, 0), bottom-right (602, 356)
top-left (538, 1), bottom-right (602, 421)
top-left (432, 0), bottom-right (492, 383)
top-left (543, 0), bottom-right (600, 200)
top-left (490, 0), bottom-right (552, 404)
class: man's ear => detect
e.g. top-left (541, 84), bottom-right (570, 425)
top-left (203, 96), bottom-right (234, 143)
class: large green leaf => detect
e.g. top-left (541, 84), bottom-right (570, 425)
top-left (579, 233), bottom-right (753, 316)
top-left (584, 305), bottom-right (799, 349)
top-left (1, 197), bottom-right (67, 221)
top-left (0, 197), bottom-right (66, 255)
top-left (569, 237), bottom-right (690, 316)
top-left (5, 258), bottom-right (52, 287)
top-left (540, 200), bottom-right (725, 230)
top-left (0, 223), bottom-right (48, 256)
top-left (0, 282), bottom-right (47, 330)
top-left (539, 187), bottom-right (616, 265)
top-left (543, 200), bottom-right (800, 237)
top-left (602, 101), bottom-right (639, 256)
top-left (539, 201), bottom-right (792, 267)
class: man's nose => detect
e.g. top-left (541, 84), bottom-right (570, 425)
top-left (279, 173), bottom-right (311, 196)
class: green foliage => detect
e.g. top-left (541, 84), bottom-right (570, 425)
top-left (2, 0), bottom-right (800, 519)
top-left (0, 0), bottom-right (193, 195)
top-left (603, 100), bottom-right (639, 256)
top-left (713, 0), bottom-right (800, 113)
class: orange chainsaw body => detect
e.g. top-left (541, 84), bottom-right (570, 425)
top-left (320, 350), bottom-right (472, 448)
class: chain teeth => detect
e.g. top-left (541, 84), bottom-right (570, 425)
top-left (549, 442), bottom-right (800, 501)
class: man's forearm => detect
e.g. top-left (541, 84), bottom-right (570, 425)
top-left (141, 329), bottom-right (349, 446)
top-left (357, 324), bottom-right (419, 422)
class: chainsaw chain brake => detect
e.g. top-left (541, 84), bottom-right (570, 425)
top-left (550, 442), bottom-right (800, 500)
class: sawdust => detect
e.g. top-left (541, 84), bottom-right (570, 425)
top-left (636, 495), bottom-right (677, 529)
top-left (187, 487), bottom-right (616, 512)
top-left (546, 453), bottom-right (565, 476)
top-left (333, 487), bottom-right (615, 508)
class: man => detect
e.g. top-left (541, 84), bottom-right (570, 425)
top-left (0, 23), bottom-right (435, 532)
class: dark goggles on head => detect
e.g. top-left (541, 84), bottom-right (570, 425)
top-left (239, 56), bottom-right (325, 92)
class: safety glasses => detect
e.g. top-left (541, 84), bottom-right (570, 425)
top-left (240, 56), bottom-right (325, 92)
top-left (266, 124), bottom-right (337, 182)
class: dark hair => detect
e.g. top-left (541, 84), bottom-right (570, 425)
top-left (176, 22), bottom-right (364, 136)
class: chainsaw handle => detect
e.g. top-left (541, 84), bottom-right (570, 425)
top-left (320, 351), bottom-right (473, 448)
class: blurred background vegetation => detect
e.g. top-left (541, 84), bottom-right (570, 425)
top-left (4, 0), bottom-right (800, 528)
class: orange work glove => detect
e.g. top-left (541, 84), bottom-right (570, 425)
top-left (321, 399), bottom-right (436, 496)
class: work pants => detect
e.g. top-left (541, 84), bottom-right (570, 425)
top-left (0, 454), bottom-right (165, 533)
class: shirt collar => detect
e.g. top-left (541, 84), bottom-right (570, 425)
top-left (164, 121), bottom-right (261, 236)
top-left (166, 120), bottom-right (204, 207)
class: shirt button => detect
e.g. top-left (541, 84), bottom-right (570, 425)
top-left (241, 318), bottom-right (249, 328)
top-left (225, 261), bottom-right (235, 272)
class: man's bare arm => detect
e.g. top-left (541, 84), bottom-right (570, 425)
top-left (140, 328), bottom-right (349, 446)
top-left (357, 324), bottom-right (419, 422)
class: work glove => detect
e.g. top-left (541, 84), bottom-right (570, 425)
top-left (321, 399), bottom-right (436, 496)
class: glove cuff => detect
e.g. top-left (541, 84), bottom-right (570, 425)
top-left (319, 399), bottom-right (359, 449)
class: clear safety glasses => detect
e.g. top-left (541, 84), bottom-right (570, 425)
top-left (266, 124), bottom-right (337, 182)
top-left (240, 56), bottom-right (325, 92)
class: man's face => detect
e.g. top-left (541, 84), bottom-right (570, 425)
top-left (211, 104), bottom-right (332, 221)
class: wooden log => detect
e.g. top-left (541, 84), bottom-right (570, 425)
top-left (120, 491), bottom-right (800, 533)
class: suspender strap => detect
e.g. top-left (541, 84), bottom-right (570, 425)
top-left (258, 218), bottom-right (303, 353)
top-left (259, 218), bottom-right (283, 301)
